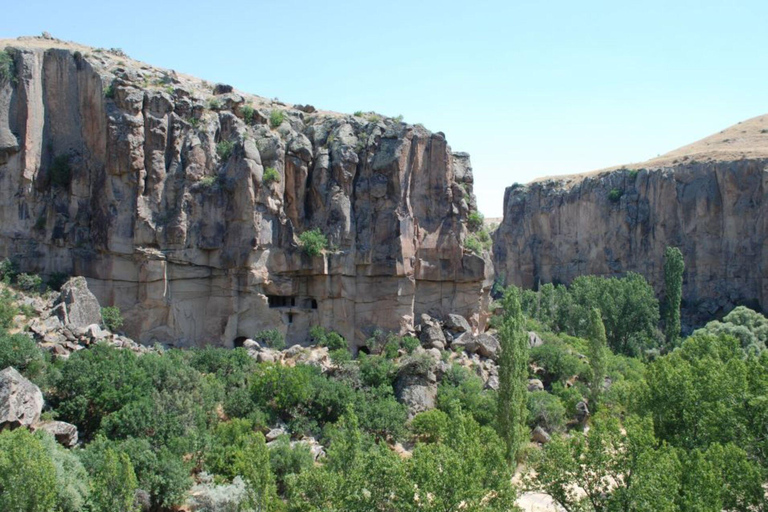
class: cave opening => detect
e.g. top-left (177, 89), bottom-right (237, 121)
top-left (233, 336), bottom-right (247, 348)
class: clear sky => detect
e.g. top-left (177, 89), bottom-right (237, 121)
top-left (3, 0), bottom-right (767, 216)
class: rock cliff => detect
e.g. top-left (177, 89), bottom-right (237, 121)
top-left (0, 36), bottom-right (491, 347)
top-left (494, 115), bottom-right (768, 324)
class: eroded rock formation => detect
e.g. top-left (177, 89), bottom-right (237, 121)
top-left (0, 37), bottom-right (491, 347)
top-left (494, 116), bottom-right (768, 324)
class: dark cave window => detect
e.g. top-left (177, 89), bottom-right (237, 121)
top-left (233, 336), bottom-right (247, 348)
top-left (310, 299), bottom-right (318, 309)
top-left (286, 313), bottom-right (294, 324)
top-left (268, 295), bottom-right (296, 308)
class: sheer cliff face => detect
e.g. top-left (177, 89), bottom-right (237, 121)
top-left (494, 161), bottom-right (768, 323)
top-left (0, 40), bottom-right (491, 347)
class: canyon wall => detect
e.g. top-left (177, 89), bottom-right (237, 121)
top-left (494, 161), bottom-right (768, 324)
top-left (0, 39), bottom-right (491, 347)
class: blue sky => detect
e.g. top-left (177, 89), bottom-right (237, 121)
top-left (3, 0), bottom-right (767, 216)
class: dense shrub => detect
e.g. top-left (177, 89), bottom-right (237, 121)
top-left (527, 391), bottom-right (566, 432)
top-left (530, 341), bottom-right (587, 385)
top-left (410, 409), bottom-right (449, 442)
top-left (0, 50), bottom-right (15, 84)
top-left (101, 306), bottom-right (124, 331)
top-left (241, 104), bottom-right (255, 124)
top-left (254, 328), bottom-right (285, 349)
top-left (216, 140), bottom-right (234, 160)
top-left (0, 429), bottom-right (57, 512)
top-left (16, 272), bottom-right (43, 292)
top-left (467, 211), bottom-right (484, 231)
top-left (0, 288), bottom-right (18, 328)
top-left (0, 329), bottom-right (47, 381)
top-left (437, 365), bottom-right (496, 426)
top-left (298, 228), bottom-right (328, 257)
top-left (269, 110), bottom-right (285, 128)
top-left (263, 166), bottom-right (280, 184)
top-left (694, 306), bottom-right (768, 353)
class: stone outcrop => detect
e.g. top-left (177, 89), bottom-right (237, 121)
top-left (494, 120), bottom-right (768, 324)
top-left (0, 37), bottom-right (491, 348)
top-left (0, 367), bottom-right (44, 428)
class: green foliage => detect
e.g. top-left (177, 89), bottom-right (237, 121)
top-left (569, 273), bottom-right (660, 356)
top-left (464, 231), bottom-right (491, 255)
top-left (216, 140), bottom-right (234, 160)
top-left (241, 104), bottom-right (255, 124)
top-left (0, 50), bottom-right (16, 84)
top-left (0, 428), bottom-right (57, 512)
top-left (530, 340), bottom-right (587, 385)
top-left (103, 83), bottom-right (115, 99)
top-left (438, 365), bottom-right (496, 426)
top-left (82, 436), bottom-right (191, 510)
top-left (467, 211), bottom-right (484, 231)
top-left (254, 328), bottom-right (286, 349)
top-left (269, 435), bottom-right (314, 494)
top-left (198, 175), bottom-right (220, 189)
top-left (663, 246), bottom-right (685, 346)
top-left (20, 431), bottom-right (90, 512)
top-left (401, 335), bottom-right (420, 353)
top-left (533, 413), bottom-right (681, 511)
top-left (497, 287), bottom-right (529, 463)
top-left (263, 166), bottom-right (281, 184)
top-left (694, 305), bottom-right (768, 353)
top-left (644, 333), bottom-right (768, 462)
top-left (358, 353), bottom-right (396, 388)
top-left (0, 288), bottom-right (19, 328)
top-left (608, 187), bottom-right (623, 202)
top-left (298, 228), bottom-right (328, 257)
top-left (0, 329), bottom-right (47, 381)
top-left (50, 154), bottom-right (72, 187)
top-left (587, 307), bottom-right (608, 405)
top-left (353, 110), bottom-right (363, 117)
top-left (85, 447), bottom-right (137, 512)
top-left (101, 305), bottom-right (124, 331)
top-left (208, 98), bottom-right (222, 110)
top-left (410, 409), bottom-right (450, 442)
top-left (269, 109), bottom-right (285, 128)
top-left (0, 258), bottom-right (18, 282)
top-left (16, 272), bottom-right (42, 292)
top-left (527, 391), bottom-right (566, 432)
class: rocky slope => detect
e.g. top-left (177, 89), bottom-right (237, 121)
top-left (494, 116), bottom-right (768, 324)
top-left (0, 36), bottom-right (491, 347)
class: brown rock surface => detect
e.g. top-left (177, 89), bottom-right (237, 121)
top-left (494, 117), bottom-right (768, 323)
top-left (0, 37), bottom-right (491, 347)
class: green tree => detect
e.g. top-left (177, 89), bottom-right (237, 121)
top-left (234, 431), bottom-right (283, 512)
top-left (587, 308), bottom-right (608, 406)
top-left (88, 448), bottom-right (138, 512)
top-left (694, 305), bottom-right (768, 353)
top-left (0, 429), bottom-right (57, 512)
top-left (663, 246), bottom-right (685, 346)
top-left (496, 286), bottom-right (529, 463)
top-left (532, 414), bottom-right (681, 512)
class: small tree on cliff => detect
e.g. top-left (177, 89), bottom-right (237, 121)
top-left (497, 287), bottom-right (529, 464)
top-left (587, 308), bottom-right (608, 406)
top-left (663, 246), bottom-right (685, 346)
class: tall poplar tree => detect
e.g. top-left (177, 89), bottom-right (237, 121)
top-left (663, 246), bottom-right (685, 346)
top-left (497, 287), bottom-right (529, 464)
top-left (587, 308), bottom-right (608, 406)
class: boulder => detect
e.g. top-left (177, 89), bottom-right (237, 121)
top-left (266, 426), bottom-right (287, 442)
top-left (575, 400), bottom-right (590, 424)
top-left (532, 425), bottom-right (551, 444)
top-left (418, 315), bottom-right (446, 348)
top-left (484, 375), bottom-right (499, 390)
top-left (528, 331), bottom-right (544, 348)
top-left (527, 379), bottom-right (544, 392)
top-left (55, 277), bottom-right (102, 331)
top-left (0, 367), bottom-right (44, 428)
top-left (474, 333), bottom-right (500, 360)
top-left (34, 421), bottom-right (79, 447)
top-left (394, 356), bottom-right (438, 417)
top-left (445, 314), bottom-right (471, 333)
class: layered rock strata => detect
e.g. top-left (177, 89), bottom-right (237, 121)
top-left (0, 37), bottom-right (491, 347)
top-left (494, 118), bottom-right (768, 323)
